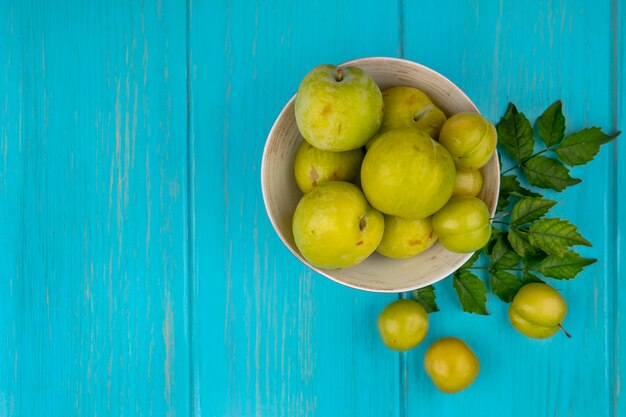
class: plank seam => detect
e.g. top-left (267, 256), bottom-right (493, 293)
top-left (611, 0), bottom-right (621, 415)
top-left (185, 0), bottom-right (197, 416)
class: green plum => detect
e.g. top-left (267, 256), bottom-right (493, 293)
top-left (383, 86), bottom-right (446, 134)
top-left (292, 181), bottom-right (384, 269)
top-left (377, 299), bottom-right (428, 351)
top-left (432, 196), bottom-right (491, 253)
top-left (366, 86), bottom-right (447, 149)
top-left (438, 112), bottom-right (497, 170)
top-left (377, 215), bottom-right (438, 259)
top-left (295, 64), bottom-right (383, 151)
top-left (361, 128), bottom-right (456, 220)
top-left (508, 283), bottom-right (568, 339)
top-left (452, 168), bottom-right (483, 197)
top-left (424, 337), bottom-right (480, 394)
top-left (364, 131), bottom-right (384, 151)
top-left (293, 141), bottom-right (364, 193)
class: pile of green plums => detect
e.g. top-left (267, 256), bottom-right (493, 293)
top-left (376, 281), bottom-right (569, 394)
top-left (291, 64), bottom-right (497, 269)
top-left (375, 281), bottom-right (569, 394)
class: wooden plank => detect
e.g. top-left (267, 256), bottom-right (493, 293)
top-left (402, 0), bottom-right (618, 415)
top-left (0, 1), bottom-right (189, 415)
top-left (187, 1), bottom-right (401, 415)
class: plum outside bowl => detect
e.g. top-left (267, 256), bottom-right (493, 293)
top-left (261, 57), bottom-right (500, 293)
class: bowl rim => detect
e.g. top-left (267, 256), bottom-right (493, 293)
top-left (261, 56), bottom-right (500, 293)
top-left (343, 57), bottom-right (478, 111)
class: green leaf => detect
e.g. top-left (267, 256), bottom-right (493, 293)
top-left (508, 228), bottom-right (538, 258)
top-left (522, 252), bottom-right (549, 270)
top-left (490, 236), bottom-right (521, 269)
top-left (521, 271), bottom-right (544, 285)
top-left (554, 127), bottom-right (617, 166)
top-left (497, 174), bottom-right (541, 212)
top-left (599, 131), bottom-right (620, 144)
top-left (497, 195), bottom-right (511, 212)
top-left (497, 103), bottom-right (535, 162)
top-left (453, 270), bottom-right (489, 315)
top-left (528, 218), bottom-right (592, 256)
top-left (536, 100), bottom-right (566, 147)
top-left (533, 249), bottom-right (596, 279)
top-left (511, 197), bottom-right (557, 225)
top-left (500, 174), bottom-right (541, 197)
top-left (522, 156), bottom-right (581, 191)
top-left (490, 270), bottom-right (523, 302)
top-left (498, 176), bottom-right (514, 211)
top-left (485, 226), bottom-right (503, 255)
top-left (411, 285), bottom-right (439, 313)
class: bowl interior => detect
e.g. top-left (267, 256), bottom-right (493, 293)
top-left (262, 57), bottom-right (500, 292)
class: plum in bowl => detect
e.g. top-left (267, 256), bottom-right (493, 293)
top-left (261, 57), bottom-right (500, 293)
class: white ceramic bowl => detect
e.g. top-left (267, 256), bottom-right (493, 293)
top-left (261, 57), bottom-right (500, 293)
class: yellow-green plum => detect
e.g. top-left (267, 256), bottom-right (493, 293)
top-left (377, 299), bottom-right (428, 351)
top-left (361, 128), bottom-right (456, 220)
top-left (292, 181), bottom-right (384, 269)
top-left (377, 215), bottom-right (438, 259)
top-left (364, 131), bottom-right (384, 151)
top-left (295, 64), bottom-right (383, 151)
top-left (424, 337), bottom-right (480, 394)
top-left (452, 168), bottom-right (483, 197)
top-left (293, 141), bottom-right (364, 193)
top-left (508, 283), bottom-right (568, 339)
top-left (366, 86), bottom-right (447, 149)
top-left (381, 86), bottom-right (446, 136)
top-left (439, 112), bottom-right (497, 170)
top-left (432, 196), bottom-right (491, 253)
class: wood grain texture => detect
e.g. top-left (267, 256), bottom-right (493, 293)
top-left (0, 1), bottom-right (189, 415)
top-left (403, 1), bottom-right (620, 416)
top-left (1, 0), bottom-right (624, 416)
top-left (187, 1), bottom-right (401, 416)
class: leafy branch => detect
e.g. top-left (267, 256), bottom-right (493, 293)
top-left (414, 100), bottom-right (618, 314)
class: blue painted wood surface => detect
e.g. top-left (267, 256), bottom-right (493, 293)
top-left (0, 1), bottom-right (190, 415)
top-left (1, 1), bottom-right (624, 416)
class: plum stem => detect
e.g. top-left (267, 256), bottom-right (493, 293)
top-left (359, 217), bottom-right (367, 232)
top-left (558, 323), bottom-right (572, 338)
top-left (335, 68), bottom-right (343, 82)
top-left (491, 212), bottom-right (509, 221)
top-left (413, 105), bottom-right (434, 121)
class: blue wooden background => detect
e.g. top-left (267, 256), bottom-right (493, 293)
top-left (1, 0), bottom-right (624, 416)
